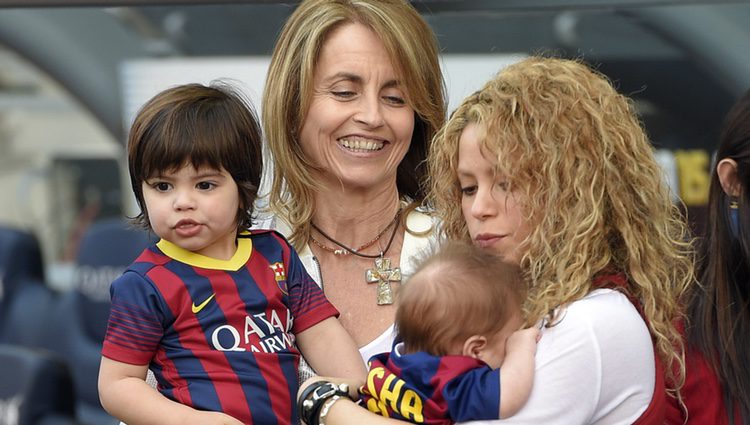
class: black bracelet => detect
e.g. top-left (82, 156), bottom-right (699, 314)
top-left (298, 381), bottom-right (327, 424)
top-left (298, 381), bottom-right (350, 425)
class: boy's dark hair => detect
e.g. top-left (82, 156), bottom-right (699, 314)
top-left (127, 82), bottom-right (262, 231)
top-left (396, 241), bottom-right (525, 355)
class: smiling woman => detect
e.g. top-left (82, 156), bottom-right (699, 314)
top-left (258, 0), bottom-right (447, 381)
top-left (299, 22), bottom-right (416, 194)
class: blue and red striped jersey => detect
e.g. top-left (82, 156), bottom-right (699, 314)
top-left (101, 230), bottom-right (338, 425)
top-left (360, 344), bottom-right (501, 425)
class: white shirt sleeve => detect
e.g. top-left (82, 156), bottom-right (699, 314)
top-left (460, 289), bottom-right (655, 425)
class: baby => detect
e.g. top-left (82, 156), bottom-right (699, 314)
top-left (359, 241), bottom-right (539, 424)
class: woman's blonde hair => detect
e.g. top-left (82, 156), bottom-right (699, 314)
top-left (263, 0), bottom-right (446, 249)
top-left (428, 56), bottom-right (695, 392)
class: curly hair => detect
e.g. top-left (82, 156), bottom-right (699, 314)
top-left (428, 56), bottom-right (695, 392)
top-left (262, 0), bottom-right (445, 249)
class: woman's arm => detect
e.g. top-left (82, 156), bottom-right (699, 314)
top-left (295, 316), bottom-right (368, 381)
top-left (98, 357), bottom-right (243, 425)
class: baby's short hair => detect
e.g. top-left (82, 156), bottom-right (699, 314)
top-left (127, 82), bottom-right (262, 231)
top-left (396, 241), bottom-right (524, 355)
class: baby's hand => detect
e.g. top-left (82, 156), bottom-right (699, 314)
top-left (190, 410), bottom-right (244, 425)
top-left (506, 327), bottom-right (540, 357)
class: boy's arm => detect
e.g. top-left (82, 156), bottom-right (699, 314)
top-left (498, 327), bottom-right (539, 418)
top-left (98, 357), bottom-right (243, 425)
top-left (295, 317), bottom-right (368, 382)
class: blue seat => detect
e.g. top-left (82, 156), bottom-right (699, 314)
top-left (0, 344), bottom-right (78, 425)
top-left (0, 226), bottom-right (45, 322)
top-left (42, 218), bottom-right (154, 425)
top-left (0, 276), bottom-right (57, 347)
top-left (0, 226), bottom-right (57, 349)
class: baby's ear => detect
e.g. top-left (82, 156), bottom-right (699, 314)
top-left (462, 335), bottom-right (487, 359)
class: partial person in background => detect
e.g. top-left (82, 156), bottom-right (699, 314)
top-left (668, 89), bottom-right (750, 424)
top-left (259, 0), bottom-right (446, 378)
top-left (358, 241), bottom-right (539, 424)
top-left (297, 56), bottom-right (695, 425)
top-left (98, 82), bottom-right (365, 425)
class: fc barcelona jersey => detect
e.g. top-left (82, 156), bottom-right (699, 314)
top-left (360, 344), bottom-right (501, 424)
top-left (101, 230), bottom-right (338, 425)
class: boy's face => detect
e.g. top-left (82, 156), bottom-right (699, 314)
top-left (142, 164), bottom-right (240, 260)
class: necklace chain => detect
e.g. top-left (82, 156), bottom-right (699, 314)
top-left (310, 209), bottom-right (401, 259)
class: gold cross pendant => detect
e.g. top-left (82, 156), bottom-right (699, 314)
top-left (365, 258), bottom-right (401, 305)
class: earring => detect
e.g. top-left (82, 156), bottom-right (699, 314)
top-left (729, 197), bottom-right (740, 238)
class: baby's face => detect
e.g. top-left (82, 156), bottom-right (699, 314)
top-left (478, 312), bottom-right (523, 369)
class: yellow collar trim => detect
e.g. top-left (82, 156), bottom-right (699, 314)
top-left (156, 232), bottom-right (252, 271)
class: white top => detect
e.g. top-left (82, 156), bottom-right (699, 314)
top-left (461, 288), bottom-right (655, 425)
top-left (358, 323), bottom-right (396, 364)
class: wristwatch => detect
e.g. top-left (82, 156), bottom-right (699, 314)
top-left (298, 381), bottom-right (350, 425)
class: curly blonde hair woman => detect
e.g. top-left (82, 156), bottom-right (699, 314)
top-left (427, 56), bottom-right (694, 424)
top-left (295, 57), bottom-right (694, 425)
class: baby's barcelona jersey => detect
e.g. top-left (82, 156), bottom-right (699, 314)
top-left (360, 343), bottom-right (501, 425)
top-left (101, 230), bottom-right (338, 425)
